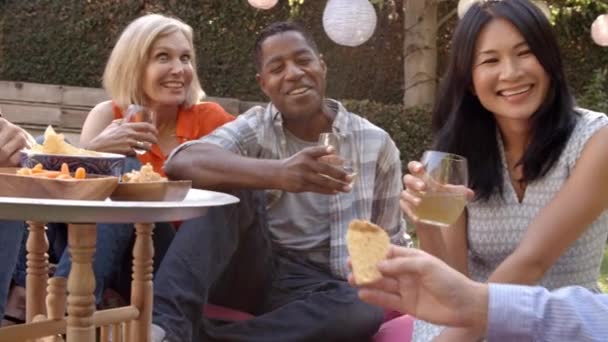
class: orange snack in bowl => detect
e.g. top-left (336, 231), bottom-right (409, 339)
top-left (16, 163), bottom-right (87, 180)
top-left (60, 163), bottom-right (69, 175)
top-left (75, 167), bottom-right (86, 179)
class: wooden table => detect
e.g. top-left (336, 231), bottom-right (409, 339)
top-left (0, 189), bottom-right (239, 342)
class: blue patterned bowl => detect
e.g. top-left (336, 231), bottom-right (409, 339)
top-left (20, 150), bottom-right (126, 177)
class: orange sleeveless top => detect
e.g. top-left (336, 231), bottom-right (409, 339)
top-left (112, 102), bottom-right (234, 176)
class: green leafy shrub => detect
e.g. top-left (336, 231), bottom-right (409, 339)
top-left (0, 0), bottom-right (404, 104)
top-left (577, 68), bottom-right (608, 114)
top-left (342, 100), bottom-right (432, 166)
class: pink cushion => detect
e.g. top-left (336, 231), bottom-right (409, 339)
top-left (383, 310), bottom-right (402, 322)
top-left (373, 315), bottom-right (414, 342)
top-left (203, 304), bottom-right (254, 321)
top-left (203, 304), bottom-right (413, 342)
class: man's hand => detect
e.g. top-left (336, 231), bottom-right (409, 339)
top-left (0, 118), bottom-right (36, 167)
top-left (278, 146), bottom-right (353, 194)
top-left (350, 246), bottom-right (488, 334)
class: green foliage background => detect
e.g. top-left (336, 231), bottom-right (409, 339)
top-left (1, 1), bottom-right (607, 109)
top-left (0, 0), bottom-right (404, 104)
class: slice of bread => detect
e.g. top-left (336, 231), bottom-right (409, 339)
top-left (347, 219), bottom-right (390, 285)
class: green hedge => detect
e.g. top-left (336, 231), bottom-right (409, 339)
top-left (0, 0), bottom-right (403, 104)
top-left (342, 99), bottom-right (432, 166)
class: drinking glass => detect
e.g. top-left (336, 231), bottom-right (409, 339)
top-left (317, 132), bottom-right (358, 185)
top-left (410, 151), bottom-right (469, 227)
top-left (124, 104), bottom-right (155, 155)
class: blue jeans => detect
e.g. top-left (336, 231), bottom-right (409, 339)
top-left (153, 190), bottom-right (383, 342)
top-left (14, 158), bottom-right (176, 305)
top-left (0, 220), bottom-right (26, 320)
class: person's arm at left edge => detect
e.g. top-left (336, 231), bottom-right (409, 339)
top-left (0, 114), bottom-right (35, 167)
top-left (371, 133), bottom-right (407, 245)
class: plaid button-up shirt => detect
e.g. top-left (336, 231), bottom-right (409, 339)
top-left (171, 99), bottom-right (407, 279)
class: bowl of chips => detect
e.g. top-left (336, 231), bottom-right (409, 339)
top-left (0, 165), bottom-right (119, 200)
top-left (20, 126), bottom-right (125, 177)
top-left (110, 163), bottom-right (192, 202)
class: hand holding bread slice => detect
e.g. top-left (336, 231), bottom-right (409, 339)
top-left (347, 219), bottom-right (390, 285)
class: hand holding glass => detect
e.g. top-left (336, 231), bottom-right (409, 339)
top-left (317, 133), bottom-right (358, 184)
top-left (410, 151), bottom-right (468, 227)
top-left (124, 104), bottom-right (155, 155)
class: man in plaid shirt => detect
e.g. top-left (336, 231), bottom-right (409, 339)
top-left (152, 21), bottom-right (407, 342)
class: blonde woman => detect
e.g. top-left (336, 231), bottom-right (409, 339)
top-left (23, 14), bottom-right (234, 307)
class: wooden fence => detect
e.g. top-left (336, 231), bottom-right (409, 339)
top-left (0, 80), bottom-right (261, 144)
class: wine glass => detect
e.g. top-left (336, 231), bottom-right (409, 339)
top-left (411, 151), bottom-right (469, 227)
top-left (317, 132), bottom-right (358, 185)
top-left (124, 104), bottom-right (155, 155)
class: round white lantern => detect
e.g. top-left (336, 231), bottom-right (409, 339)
top-left (591, 14), bottom-right (608, 47)
top-left (248, 0), bottom-right (278, 10)
top-left (322, 0), bottom-right (377, 47)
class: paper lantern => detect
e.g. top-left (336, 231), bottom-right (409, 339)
top-left (248, 0), bottom-right (278, 10)
top-left (458, 0), bottom-right (550, 20)
top-left (322, 0), bottom-right (377, 47)
top-left (591, 14), bottom-right (608, 47)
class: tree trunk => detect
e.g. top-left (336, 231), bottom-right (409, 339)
top-left (403, 0), bottom-right (438, 109)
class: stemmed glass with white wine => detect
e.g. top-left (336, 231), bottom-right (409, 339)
top-left (410, 151), bottom-right (469, 227)
top-left (317, 132), bottom-right (358, 186)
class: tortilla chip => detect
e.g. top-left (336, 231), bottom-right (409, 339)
top-left (29, 125), bottom-right (99, 156)
top-left (347, 219), bottom-right (390, 285)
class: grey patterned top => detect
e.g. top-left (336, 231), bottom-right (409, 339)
top-left (413, 109), bottom-right (608, 341)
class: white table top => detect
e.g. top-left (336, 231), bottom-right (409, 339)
top-left (0, 189), bottom-right (239, 223)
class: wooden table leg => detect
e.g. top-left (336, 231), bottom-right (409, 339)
top-left (25, 221), bottom-right (48, 323)
top-left (46, 277), bottom-right (67, 321)
top-left (66, 223), bottom-right (96, 342)
top-left (39, 277), bottom-right (68, 342)
top-left (130, 223), bottom-right (154, 342)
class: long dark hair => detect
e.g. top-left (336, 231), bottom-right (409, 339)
top-left (433, 0), bottom-right (576, 201)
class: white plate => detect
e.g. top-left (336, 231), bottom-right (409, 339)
top-left (0, 189), bottom-right (239, 223)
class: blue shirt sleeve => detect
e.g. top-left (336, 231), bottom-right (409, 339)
top-left (488, 284), bottom-right (608, 341)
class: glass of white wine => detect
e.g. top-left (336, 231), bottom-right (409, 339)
top-left (317, 132), bottom-right (358, 185)
top-left (411, 151), bottom-right (468, 227)
top-left (124, 104), bottom-right (155, 155)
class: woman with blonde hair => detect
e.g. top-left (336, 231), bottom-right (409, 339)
top-left (12, 13), bottom-right (234, 309)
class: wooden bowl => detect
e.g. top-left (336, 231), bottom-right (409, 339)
top-left (109, 180), bottom-right (192, 202)
top-left (0, 168), bottom-right (119, 200)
